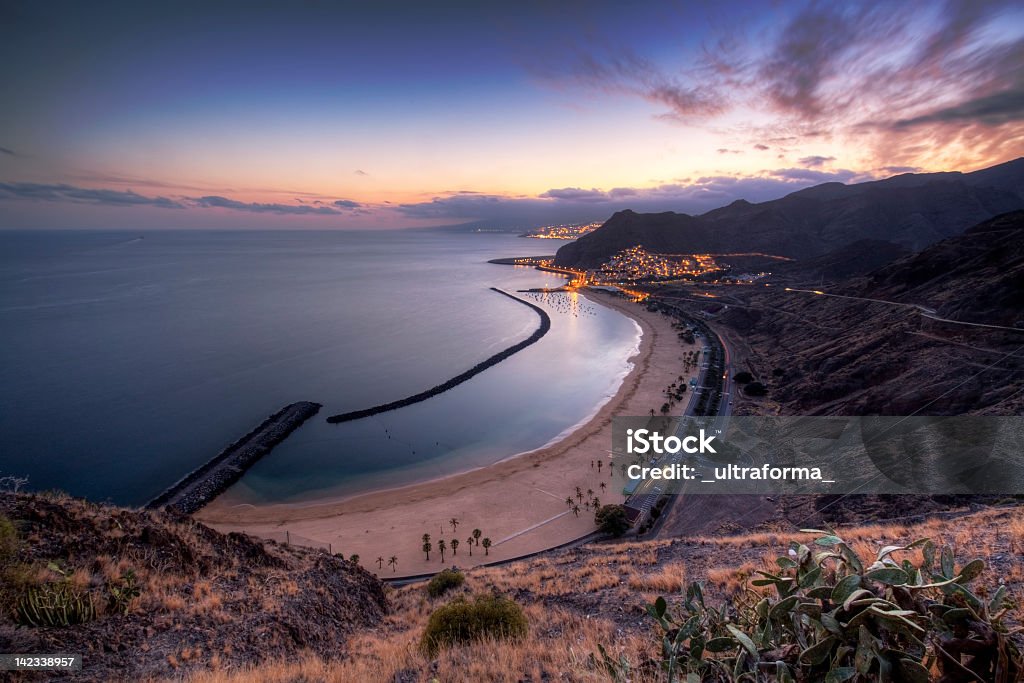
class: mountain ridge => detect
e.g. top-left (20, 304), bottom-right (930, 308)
top-left (554, 157), bottom-right (1024, 268)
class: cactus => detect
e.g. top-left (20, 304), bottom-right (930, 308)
top-left (596, 531), bottom-right (1022, 682)
top-left (15, 581), bottom-right (96, 627)
top-left (107, 569), bottom-right (140, 615)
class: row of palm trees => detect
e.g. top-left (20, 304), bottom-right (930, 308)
top-left (566, 485), bottom-right (604, 517)
top-left (420, 520), bottom-right (492, 563)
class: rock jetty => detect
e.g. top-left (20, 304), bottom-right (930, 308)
top-left (146, 401), bottom-right (322, 513)
top-left (326, 288), bottom-right (550, 423)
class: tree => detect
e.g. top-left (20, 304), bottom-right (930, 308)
top-left (472, 528), bottom-right (482, 545)
top-left (743, 381), bottom-right (768, 397)
top-left (565, 496), bottom-right (574, 507)
top-left (388, 556), bottom-right (398, 572)
top-left (349, 554), bottom-right (360, 564)
top-left (451, 538), bottom-right (459, 556)
top-left (481, 538), bottom-right (492, 555)
top-left (422, 540), bottom-right (432, 561)
top-left (466, 536), bottom-right (474, 556)
top-left (449, 518), bottom-right (459, 533)
top-left (575, 486), bottom-right (583, 503)
top-left (377, 556), bottom-right (384, 569)
top-left (595, 504), bottom-right (630, 537)
top-left (733, 370), bottom-right (754, 384)
top-left (438, 539), bottom-right (447, 563)
top-left (572, 504), bottom-right (580, 517)
top-left (422, 533), bottom-right (431, 545)
top-left (587, 488), bottom-right (593, 498)
top-left (599, 481), bottom-right (607, 493)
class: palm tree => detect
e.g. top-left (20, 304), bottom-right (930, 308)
top-left (466, 536), bottom-right (474, 556)
top-left (572, 504), bottom-right (580, 517)
top-left (599, 481), bottom-right (607, 493)
top-left (472, 528), bottom-right (482, 546)
top-left (422, 540), bottom-right (432, 561)
top-left (422, 532), bottom-right (431, 545)
top-left (565, 496), bottom-right (574, 507)
top-left (575, 486), bottom-right (583, 503)
top-left (481, 538), bottom-right (492, 555)
top-left (449, 518), bottom-right (459, 534)
top-left (587, 488), bottom-right (594, 499)
top-left (596, 460), bottom-right (603, 472)
top-left (388, 556), bottom-right (397, 572)
top-left (451, 538), bottom-right (459, 556)
top-left (376, 556), bottom-right (384, 569)
top-left (438, 539), bottom-right (446, 563)
top-left (592, 497), bottom-right (601, 509)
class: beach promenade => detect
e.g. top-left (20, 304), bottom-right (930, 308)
top-left (195, 290), bottom-right (697, 578)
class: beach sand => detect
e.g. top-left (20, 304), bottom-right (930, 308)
top-left (195, 289), bottom-right (696, 577)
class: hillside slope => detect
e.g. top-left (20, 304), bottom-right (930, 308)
top-left (555, 158), bottom-right (1024, 268)
top-left (0, 492), bottom-right (386, 682)
top-left (707, 211), bottom-right (1024, 415)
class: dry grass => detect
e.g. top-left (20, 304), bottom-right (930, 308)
top-left (170, 506), bottom-right (1024, 683)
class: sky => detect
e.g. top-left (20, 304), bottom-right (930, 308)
top-left (1, 0), bottom-right (1022, 229)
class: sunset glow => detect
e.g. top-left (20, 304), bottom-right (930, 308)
top-left (1, 1), bottom-right (1022, 229)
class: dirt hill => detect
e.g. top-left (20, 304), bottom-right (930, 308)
top-left (0, 492), bottom-right (386, 682)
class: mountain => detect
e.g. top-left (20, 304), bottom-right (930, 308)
top-left (554, 157), bottom-right (1024, 269)
top-left (709, 211), bottom-right (1024, 416)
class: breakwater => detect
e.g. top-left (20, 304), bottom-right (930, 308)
top-left (146, 401), bottom-right (322, 513)
top-left (325, 288), bottom-right (550, 424)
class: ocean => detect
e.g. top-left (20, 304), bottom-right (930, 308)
top-left (0, 229), bottom-right (640, 506)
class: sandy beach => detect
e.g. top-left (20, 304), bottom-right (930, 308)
top-left (196, 289), bottom-right (696, 577)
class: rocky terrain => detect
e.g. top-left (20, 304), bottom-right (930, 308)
top-left (555, 158), bottom-right (1024, 269)
top-left (685, 211), bottom-right (1024, 417)
top-left (0, 492), bottom-right (385, 682)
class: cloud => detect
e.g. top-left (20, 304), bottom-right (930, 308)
top-left (717, 148), bottom-right (742, 154)
top-left (191, 195), bottom-right (341, 215)
top-left (542, 1), bottom-right (1024, 170)
top-left (354, 169), bottom-right (369, 176)
top-left (0, 146), bottom-right (16, 156)
top-left (879, 165), bottom-right (923, 174)
top-left (333, 199), bottom-right (361, 208)
top-left (769, 167), bottom-right (859, 183)
top-left (798, 155), bottom-right (836, 167)
top-left (891, 88), bottom-right (1024, 128)
top-left (393, 166), bottom-right (886, 225)
top-left (0, 182), bottom-right (183, 208)
top-left (539, 187), bottom-right (610, 202)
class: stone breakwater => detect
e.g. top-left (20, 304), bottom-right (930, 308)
top-left (325, 287), bottom-right (551, 424)
top-left (147, 401), bottom-right (322, 513)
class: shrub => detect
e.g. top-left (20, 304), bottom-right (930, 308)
top-left (426, 568), bottom-right (465, 598)
top-left (743, 381), bottom-right (768, 396)
top-left (0, 514), bottom-right (17, 566)
top-left (733, 371), bottom-right (754, 384)
top-left (596, 531), bottom-right (1022, 682)
top-left (420, 593), bottom-right (527, 656)
top-left (595, 504), bottom-right (631, 537)
top-left (16, 581), bottom-right (96, 627)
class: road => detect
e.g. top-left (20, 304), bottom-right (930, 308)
top-left (623, 320), bottom-right (735, 521)
top-left (784, 287), bottom-right (1024, 333)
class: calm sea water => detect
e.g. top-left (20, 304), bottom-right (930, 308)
top-left (0, 229), bottom-right (640, 505)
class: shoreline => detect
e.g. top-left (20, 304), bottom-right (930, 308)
top-left (196, 288), bottom-right (693, 577)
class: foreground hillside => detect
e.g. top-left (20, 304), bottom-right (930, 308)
top-left (3, 490), bottom-right (1020, 681)
top-left (0, 492), bottom-right (385, 682)
top-left (179, 505), bottom-right (1023, 682)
